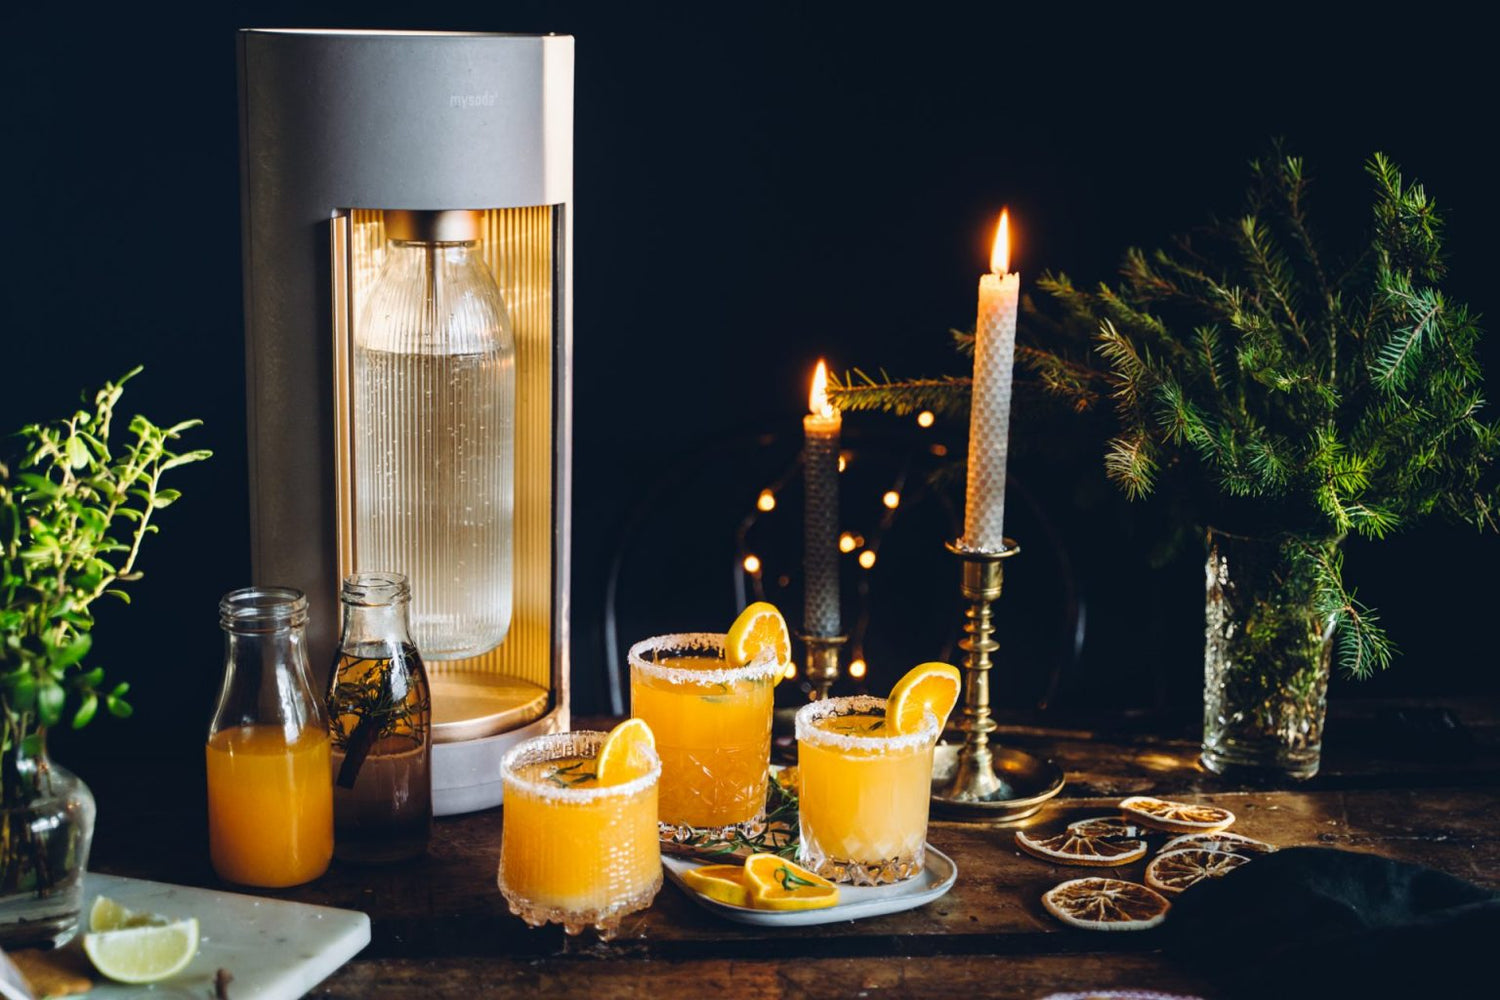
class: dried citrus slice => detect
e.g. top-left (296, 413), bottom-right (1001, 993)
top-left (726, 601), bottom-right (792, 684)
top-left (1160, 831), bottom-right (1276, 856)
top-left (594, 717), bottom-right (656, 785)
top-left (680, 864), bottom-right (752, 907)
top-left (1119, 795), bottom-right (1235, 833)
top-left (1041, 877), bottom-right (1170, 931)
top-left (1144, 847), bottom-right (1251, 894)
top-left (885, 661), bottom-right (962, 735)
top-left (1066, 816), bottom-right (1145, 839)
top-left (743, 853), bottom-right (840, 911)
top-left (1016, 828), bottom-right (1147, 867)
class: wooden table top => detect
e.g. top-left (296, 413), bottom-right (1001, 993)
top-left (87, 696), bottom-right (1500, 999)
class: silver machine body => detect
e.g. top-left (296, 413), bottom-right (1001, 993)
top-left (237, 29), bottom-right (574, 814)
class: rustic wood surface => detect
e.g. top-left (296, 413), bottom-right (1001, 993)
top-left (82, 697), bottom-right (1499, 999)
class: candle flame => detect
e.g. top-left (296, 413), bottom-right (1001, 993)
top-left (990, 209), bottom-right (1011, 275)
top-left (809, 360), bottom-right (835, 419)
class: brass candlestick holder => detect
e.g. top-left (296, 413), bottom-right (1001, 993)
top-left (931, 538), bottom-right (1065, 821)
top-left (799, 632), bottom-right (847, 701)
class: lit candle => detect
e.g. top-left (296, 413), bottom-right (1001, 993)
top-left (804, 360), bottom-right (842, 637)
top-left (963, 210), bottom-right (1019, 552)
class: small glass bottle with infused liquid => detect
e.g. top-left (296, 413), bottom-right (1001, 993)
top-left (327, 572), bottom-right (432, 863)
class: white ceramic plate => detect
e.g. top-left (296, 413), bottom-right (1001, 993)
top-left (662, 845), bottom-right (958, 926)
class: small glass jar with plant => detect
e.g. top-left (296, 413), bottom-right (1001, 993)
top-left (0, 370), bottom-right (208, 945)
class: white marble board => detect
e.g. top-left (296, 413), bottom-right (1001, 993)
top-left (70, 873), bottom-right (370, 999)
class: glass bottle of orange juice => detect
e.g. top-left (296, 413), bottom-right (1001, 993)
top-left (206, 588), bottom-right (333, 887)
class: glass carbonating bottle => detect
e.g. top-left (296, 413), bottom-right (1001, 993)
top-left (327, 572), bottom-right (432, 863)
top-left (207, 588), bottom-right (333, 888)
top-left (354, 208), bottom-right (516, 660)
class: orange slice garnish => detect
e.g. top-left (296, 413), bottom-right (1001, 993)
top-left (1041, 877), bottom-right (1171, 931)
top-left (885, 661), bottom-right (962, 736)
top-left (680, 864), bottom-right (751, 907)
top-left (726, 602), bottom-right (792, 684)
top-left (594, 718), bottom-right (656, 786)
top-left (1119, 795), bottom-right (1235, 833)
top-left (1160, 831), bottom-right (1276, 856)
top-left (1144, 848), bottom-right (1251, 894)
top-left (1015, 828), bottom-right (1147, 867)
top-left (743, 854), bottom-right (840, 911)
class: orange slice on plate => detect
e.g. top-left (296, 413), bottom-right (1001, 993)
top-left (1066, 816), bottom-right (1145, 839)
top-left (743, 854), bottom-right (840, 911)
top-left (594, 718), bottom-right (656, 785)
top-left (1160, 831), bottom-right (1276, 856)
top-left (726, 602), bottom-right (792, 684)
top-left (680, 864), bottom-right (752, 907)
top-left (1119, 796), bottom-right (1235, 833)
top-left (1144, 848), bottom-right (1251, 894)
top-left (1016, 828), bottom-right (1147, 867)
top-left (885, 661), bottom-right (962, 735)
top-left (1041, 877), bottom-right (1171, 931)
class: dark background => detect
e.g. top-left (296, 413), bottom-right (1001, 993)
top-left (4, 4), bottom-right (1497, 776)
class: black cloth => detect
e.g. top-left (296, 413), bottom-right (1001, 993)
top-left (1167, 846), bottom-right (1499, 998)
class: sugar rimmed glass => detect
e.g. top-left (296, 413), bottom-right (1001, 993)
top-left (628, 633), bottom-right (783, 837)
top-left (795, 694), bottom-right (940, 885)
top-left (497, 731), bottom-right (662, 937)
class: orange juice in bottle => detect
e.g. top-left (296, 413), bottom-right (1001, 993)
top-left (207, 588), bottom-right (333, 887)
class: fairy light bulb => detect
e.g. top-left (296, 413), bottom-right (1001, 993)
top-left (757, 490), bottom-right (776, 512)
top-left (839, 532), bottom-right (857, 553)
top-left (917, 411), bottom-right (935, 428)
top-left (742, 554), bottom-right (762, 574)
top-left (882, 490), bottom-right (901, 509)
top-left (858, 550), bottom-right (877, 569)
top-left (849, 658), bottom-right (868, 679)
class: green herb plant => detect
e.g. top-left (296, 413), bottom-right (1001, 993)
top-left (1, 368), bottom-right (208, 894)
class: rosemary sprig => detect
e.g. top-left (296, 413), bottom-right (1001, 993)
top-left (543, 760), bottom-right (598, 787)
top-left (665, 771), bottom-right (801, 860)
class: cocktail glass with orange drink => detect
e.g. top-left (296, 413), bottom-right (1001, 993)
top-left (497, 720), bottom-right (662, 937)
top-left (794, 662), bottom-right (960, 885)
top-left (628, 603), bottom-right (791, 835)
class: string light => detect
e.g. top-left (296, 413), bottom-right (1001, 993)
top-left (743, 554), bottom-right (762, 574)
top-left (783, 662), bottom-right (799, 681)
top-left (849, 658), bottom-right (868, 679)
top-left (916, 411), bottom-right (935, 428)
top-left (930, 443), bottom-right (948, 457)
top-left (858, 549), bottom-right (877, 569)
top-left (838, 451), bottom-right (850, 472)
top-left (882, 490), bottom-right (901, 509)
top-left (839, 532), bottom-right (858, 553)
top-left (757, 489), bottom-right (776, 512)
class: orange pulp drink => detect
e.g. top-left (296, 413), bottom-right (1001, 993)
top-left (628, 633), bottom-right (782, 830)
top-left (795, 694), bottom-right (939, 884)
top-left (498, 731), bottom-right (662, 937)
top-left (205, 724), bottom-right (334, 887)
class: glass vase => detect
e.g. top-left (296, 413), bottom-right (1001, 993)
top-left (1201, 529), bottom-right (1337, 780)
top-left (0, 734), bottom-right (96, 949)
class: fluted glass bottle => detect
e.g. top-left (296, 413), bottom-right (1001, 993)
top-left (327, 572), bottom-right (432, 863)
top-left (207, 588), bottom-right (333, 888)
top-left (354, 209), bottom-right (515, 660)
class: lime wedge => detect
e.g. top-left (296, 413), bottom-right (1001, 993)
top-left (83, 918), bottom-right (200, 984)
top-left (89, 894), bottom-right (170, 932)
